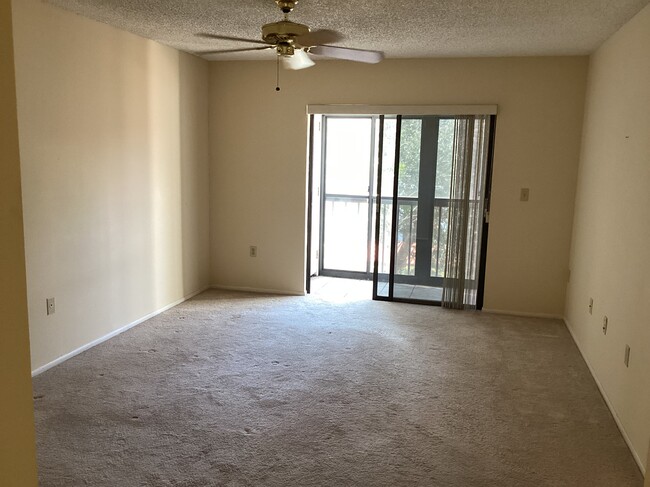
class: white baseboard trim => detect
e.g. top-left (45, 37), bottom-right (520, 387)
top-left (481, 308), bottom-right (563, 320)
top-left (210, 284), bottom-right (304, 296)
top-left (31, 286), bottom-right (210, 377)
top-left (563, 317), bottom-right (646, 476)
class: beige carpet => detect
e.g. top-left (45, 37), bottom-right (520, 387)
top-left (32, 289), bottom-right (643, 486)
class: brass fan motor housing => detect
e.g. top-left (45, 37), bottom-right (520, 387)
top-left (262, 20), bottom-right (310, 45)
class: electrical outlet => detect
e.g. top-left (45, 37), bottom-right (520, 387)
top-left (520, 188), bottom-right (530, 202)
top-left (46, 297), bottom-right (55, 316)
top-left (249, 246), bottom-right (257, 258)
top-left (602, 316), bottom-right (608, 335)
top-left (624, 345), bottom-right (631, 367)
top-left (588, 298), bottom-right (593, 315)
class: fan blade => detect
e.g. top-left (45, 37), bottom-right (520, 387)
top-left (196, 33), bottom-right (268, 45)
top-left (294, 29), bottom-right (343, 48)
top-left (196, 46), bottom-right (274, 55)
top-left (281, 49), bottom-right (315, 70)
top-left (309, 45), bottom-right (384, 64)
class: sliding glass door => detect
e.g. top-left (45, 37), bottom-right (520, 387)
top-left (373, 114), bottom-right (494, 308)
top-left (319, 116), bottom-right (377, 278)
top-left (308, 109), bottom-right (495, 308)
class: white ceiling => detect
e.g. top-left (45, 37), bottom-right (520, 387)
top-left (47, 0), bottom-right (650, 60)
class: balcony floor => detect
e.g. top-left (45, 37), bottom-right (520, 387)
top-left (310, 276), bottom-right (442, 303)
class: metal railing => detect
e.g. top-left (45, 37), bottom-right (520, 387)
top-left (322, 194), bottom-right (450, 278)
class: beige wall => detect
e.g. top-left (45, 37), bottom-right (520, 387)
top-left (0, 0), bottom-right (38, 484)
top-left (209, 57), bottom-right (588, 314)
top-left (12, 0), bottom-right (211, 371)
top-left (565, 3), bottom-right (650, 473)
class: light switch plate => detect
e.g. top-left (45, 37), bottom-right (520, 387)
top-left (46, 297), bottom-right (55, 315)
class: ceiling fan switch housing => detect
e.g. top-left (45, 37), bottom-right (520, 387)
top-left (277, 43), bottom-right (295, 56)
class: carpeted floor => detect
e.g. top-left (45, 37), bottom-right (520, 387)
top-left (32, 289), bottom-right (643, 486)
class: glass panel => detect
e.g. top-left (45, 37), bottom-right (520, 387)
top-left (468, 118), bottom-right (488, 199)
top-left (376, 199), bottom-right (393, 277)
top-left (394, 118), bottom-right (421, 276)
top-left (395, 202), bottom-right (417, 276)
top-left (370, 117), bottom-right (381, 275)
top-left (431, 204), bottom-right (449, 278)
top-left (393, 283), bottom-right (414, 299)
top-left (374, 117), bottom-right (397, 298)
top-left (324, 118), bottom-right (373, 196)
top-left (435, 119), bottom-right (454, 199)
top-left (371, 114), bottom-right (490, 306)
top-left (466, 200), bottom-right (482, 281)
top-left (398, 119), bottom-right (421, 198)
top-left (411, 285), bottom-right (443, 301)
top-left (379, 118), bottom-right (397, 197)
top-left (323, 198), bottom-right (368, 272)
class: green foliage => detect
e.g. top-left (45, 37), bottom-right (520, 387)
top-left (436, 120), bottom-right (454, 198)
top-left (396, 118), bottom-right (454, 199)
top-left (397, 119), bottom-right (421, 197)
top-left (379, 117), bottom-right (456, 277)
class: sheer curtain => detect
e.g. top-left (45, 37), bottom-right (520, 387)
top-left (442, 116), bottom-right (490, 310)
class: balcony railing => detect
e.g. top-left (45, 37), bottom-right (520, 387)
top-left (375, 196), bottom-right (450, 278)
top-left (322, 194), bottom-right (451, 278)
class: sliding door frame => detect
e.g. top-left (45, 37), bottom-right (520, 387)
top-left (318, 115), bottom-right (378, 280)
top-left (306, 106), bottom-right (497, 306)
top-left (372, 114), bottom-right (497, 308)
top-left (372, 115), bottom-right (448, 305)
top-left (475, 115), bottom-right (497, 309)
top-left (306, 114), bottom-right (315, 294)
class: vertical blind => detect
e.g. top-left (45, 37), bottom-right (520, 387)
top-left (442, 116), bottom-right (491, 310)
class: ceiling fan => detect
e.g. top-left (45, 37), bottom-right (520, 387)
top-left (195, 0), bottom-right (384, 71)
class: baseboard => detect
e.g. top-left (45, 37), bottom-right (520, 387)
top-left (31, 286), bottom-right (210, 377)
top-left (563, 317), bottom-right (646, 476)
top-left (210, 284), bottom-right (304, 296)
top-left (481, 308), bottom-right (563, 320)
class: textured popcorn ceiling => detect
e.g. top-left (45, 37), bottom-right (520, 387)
top-left (47, 0), bottom-right (650, 60)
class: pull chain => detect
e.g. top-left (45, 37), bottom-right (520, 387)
top-left (275, 54), bottom-right (281, 92)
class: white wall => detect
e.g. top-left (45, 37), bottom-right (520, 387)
top-left (0, 1), bottom-right (38, 484)
top-left (565, 3), bottom-right (650, 472)
top-left (12, 0), bottom-right (211, 371)
top-left (208, 57), bottom-right (588, 315)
